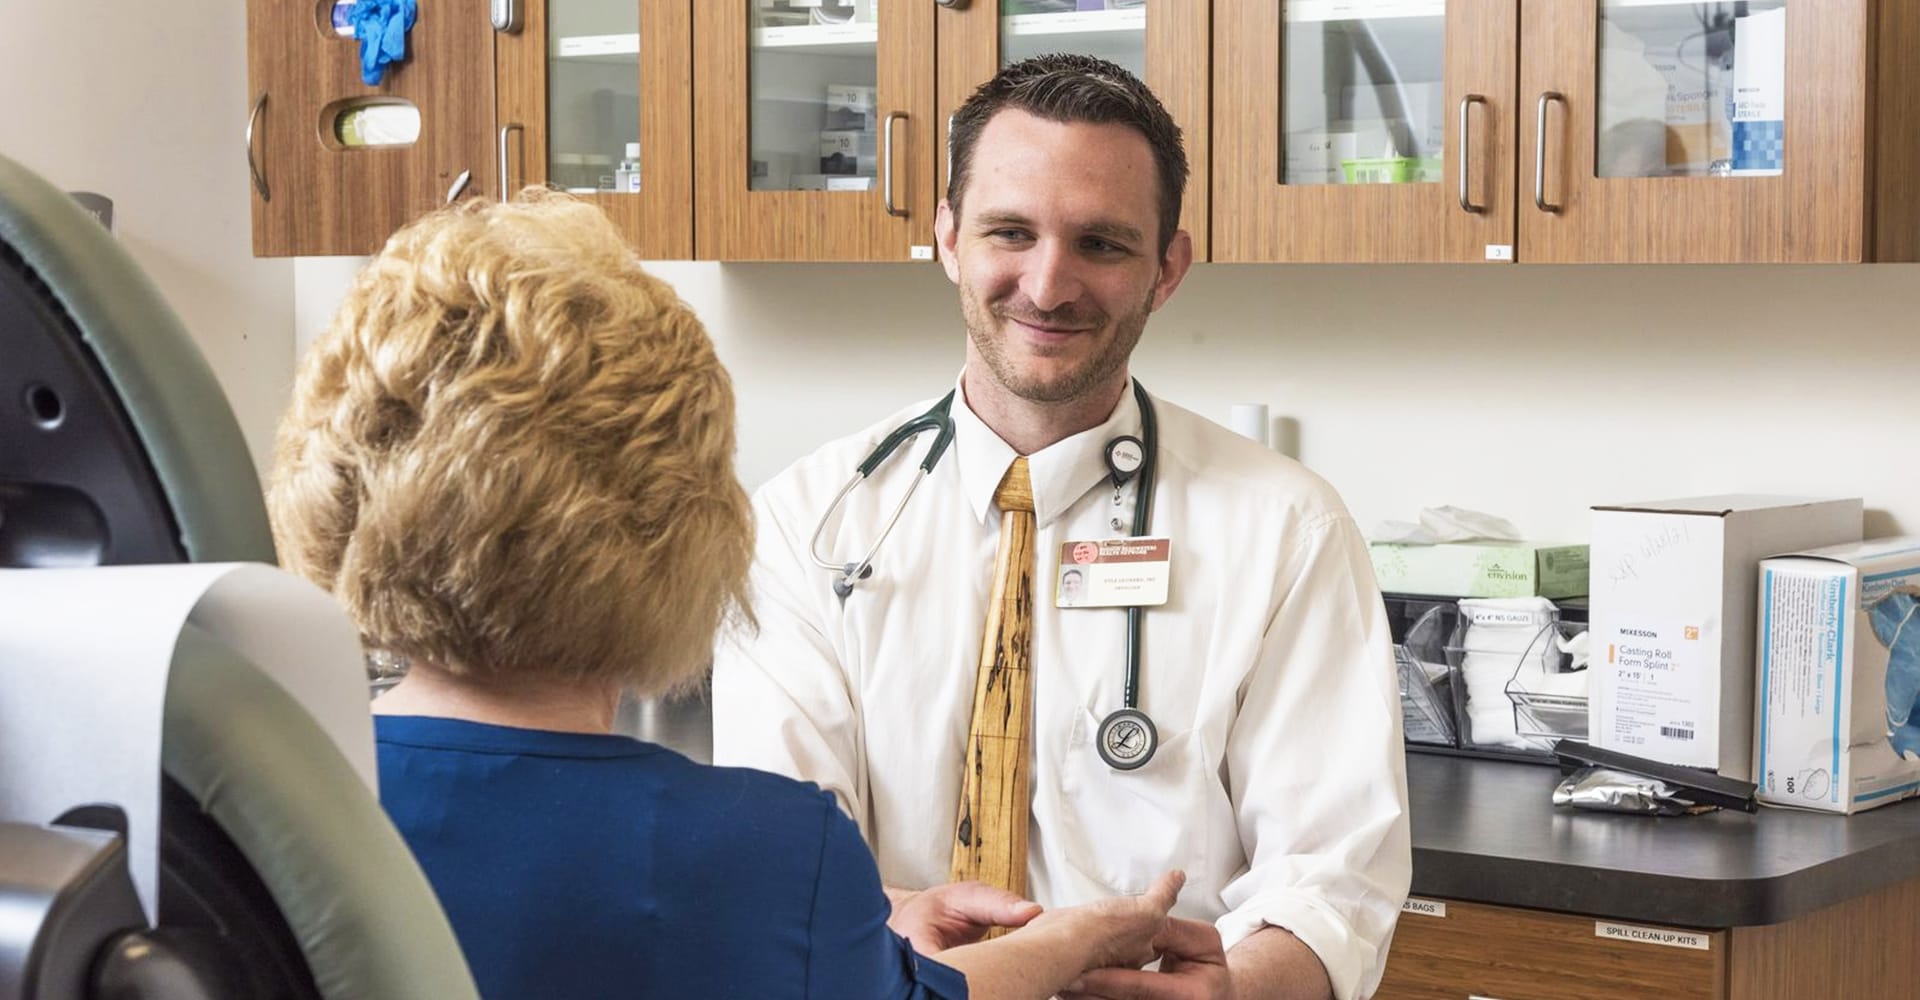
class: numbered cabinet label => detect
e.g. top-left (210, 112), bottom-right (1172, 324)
top-left (1594, 921), bottom-right (1712, 951)
top-left (1401, 897), bottom-right (1447, 918)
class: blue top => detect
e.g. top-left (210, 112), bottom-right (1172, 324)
top-left (376, 715), bottom-right (967, 1000)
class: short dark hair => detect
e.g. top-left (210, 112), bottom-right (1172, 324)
top-left (947, 53), bottom-right (1188, 255)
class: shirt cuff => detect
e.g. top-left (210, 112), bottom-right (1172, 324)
top-left (900, 938), bottom-right (970, 1000)
top-left (1216, 894), bottom-right (1378, 1000)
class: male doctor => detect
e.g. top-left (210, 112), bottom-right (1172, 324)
top-left (713, 55), bottom-right (1409, 1000)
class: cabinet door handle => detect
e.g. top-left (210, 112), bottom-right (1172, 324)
top-left (944, 112), bottom-right (955, 195)
top-left (1534, 91), bottom-right (1565, 214)
top-left (935, 0), bottom-right (967, 8)
top-left (498, 123), bottom-right (524, 201)
top-left (884, 111), bottom-right (908, 218)
top-left (1458, 94), bottom-right (1486, 214)
top-left (491, 0), bottom-right (520, 32)
top-left (246, 91), bottom-right (269, 203)
top-left (446, 169), bottom-right (472, 204)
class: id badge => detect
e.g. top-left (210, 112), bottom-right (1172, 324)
top-left (1055, 538), bottom-right (1172, 608)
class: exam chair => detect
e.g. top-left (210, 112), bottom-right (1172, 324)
top-left (0, 152), bottom-right (477, 1000)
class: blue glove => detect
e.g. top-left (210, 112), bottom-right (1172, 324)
top-left (1869, 591), bottom-right (1920, 756)
top-left (350, 0), bottom-right (418, 87)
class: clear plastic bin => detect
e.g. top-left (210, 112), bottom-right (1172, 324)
top-left (1446, 618), bottom-right (1589, 758)
top-left (1385, 593), bottom-right (1589, 763)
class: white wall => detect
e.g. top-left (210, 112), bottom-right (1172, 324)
top-left (0, 1), bottom-right (294, 471)
top-left (645, 261), bottom-right (1918, 543)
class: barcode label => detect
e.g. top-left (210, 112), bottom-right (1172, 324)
top-left (1661, 726), bottom-right (1695, 740)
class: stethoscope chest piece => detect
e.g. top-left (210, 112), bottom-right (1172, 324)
top-left (1096, 708), bottom-right (1159, 771)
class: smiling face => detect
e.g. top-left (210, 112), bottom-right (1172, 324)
top-left (937, 109), bottom-right (1191, 410)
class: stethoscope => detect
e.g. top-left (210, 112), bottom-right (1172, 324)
top-left (808, 380), bottom-right (1163, 771)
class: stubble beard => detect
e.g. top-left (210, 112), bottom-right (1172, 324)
top-left (961, 284), bottom-right (1154, 406)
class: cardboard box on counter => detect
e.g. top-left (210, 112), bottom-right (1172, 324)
top-left (1756, 537), bottom-right (1920, 813)
top-left (1369, 541), bottom-right (1590, 600)
top-left (1587, 494), bottom-right (1862, 781)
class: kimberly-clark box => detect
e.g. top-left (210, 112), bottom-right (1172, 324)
top-left (1756, 538), bottom-right (1920, 813)
top-left (1589, 495), bottom-right (1862, 779)
top-left (1369, 541), bottom-right (1589, 599)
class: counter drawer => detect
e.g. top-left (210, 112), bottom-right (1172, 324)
top-left (1375, 897), bottom-right (1725, 1000)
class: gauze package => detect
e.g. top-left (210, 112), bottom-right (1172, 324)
top-left (1756, 537), bottom-right (1920, 813)
top-left (1453, 597), bottom-right (1580, 752)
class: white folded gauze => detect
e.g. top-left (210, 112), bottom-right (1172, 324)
top-left (1372, 505), bottom-right (1524, 546)
top-left (1457, 598), bottom-right (1557, 750)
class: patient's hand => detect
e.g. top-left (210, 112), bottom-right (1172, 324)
top-left (1060, 916), bottom-right (1231, 1000)
top-left (1027, 870), bottom-right (1186, 974)
top-left (888, 881), bottom-right (1044, 953)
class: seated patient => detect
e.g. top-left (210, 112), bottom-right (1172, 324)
top-left (265, 191), bottom-right (1183, 1000)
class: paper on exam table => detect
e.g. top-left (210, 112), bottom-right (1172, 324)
top-left (0, 563), bottom-right (370, 921)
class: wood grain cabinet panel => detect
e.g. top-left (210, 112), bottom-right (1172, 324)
top-left (1375, 899), bottom-right (1725, 1000)
top-left (1217, 0), bottom-right (1920, 264)
top-left (246, 0), bottom-right (497, 257)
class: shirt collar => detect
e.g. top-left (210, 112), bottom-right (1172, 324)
top-left (950, 374), bottom-right (1143, 529)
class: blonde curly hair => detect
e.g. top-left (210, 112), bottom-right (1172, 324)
top-left (268, 190), bottom-right (751, 697)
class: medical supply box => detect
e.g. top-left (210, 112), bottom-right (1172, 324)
top-left (1588, 495), bottom-right (1862, 781)
top-left (1755, 537), bottom-right (1920, 814)
top-left (1370, 541), bottom-right (1590, 599)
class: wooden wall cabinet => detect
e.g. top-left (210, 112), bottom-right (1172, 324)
top-left (496, 0), bottom-right (694, 260)
top-left (249, 2), bottom-right (1210, 262)
top-left (692, 0), bottom-right (936, 261)
top-left (694, 1), bottom-right (1210, 262)
top-left (1216, 0), bottom-right (1920, 264)
top-left (245, 0), bottom-right (499, 257)
top-left (935, 2), bottom-right (1212, 259)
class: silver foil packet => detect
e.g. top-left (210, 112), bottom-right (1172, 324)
top-left (1552, 766), bottom-right (1704, 816)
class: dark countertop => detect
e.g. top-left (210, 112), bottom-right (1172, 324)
top-left (1407, 752), bottom-right (1920, 928)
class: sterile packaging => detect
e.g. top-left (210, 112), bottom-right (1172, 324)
top-left (1588, 495), bottom-right (1862, 780)
top-left (1755, 537), bottom-right (1920, 813)
top-left (1729, 6), bottom-right (1787, 177)
top-left (819, 130), bottom-right (875, 175)
top-left (825, 84), bottom-right (875, 131)
top-left (1369, 541), bottom-right (1590, 599)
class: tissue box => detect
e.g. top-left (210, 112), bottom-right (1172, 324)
top-left (1370, 541), bottom-right (1590, 599)
top-left (1756, 537), bottom-right (1920, 813)
top-left (1588, 495), bottom-right (1862, 780)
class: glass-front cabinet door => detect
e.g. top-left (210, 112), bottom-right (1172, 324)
top-left (1214, 0), bottom-right (1516, 263)
top-left (1520, 1), bottom-right (1868, 262)
top-left (496, 0), bottom-right (693, 259)
top-left (937, 2), bottom-right (1209, 257)
top-left (695, 0), bottom-right (934, 260)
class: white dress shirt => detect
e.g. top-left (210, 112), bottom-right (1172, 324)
top-left (713, 382), bottom-right (1411, 1000)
